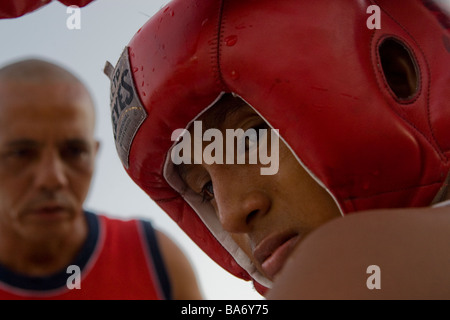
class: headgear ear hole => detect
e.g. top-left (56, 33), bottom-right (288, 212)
top-left (378, 38), bottom-right (420, 100)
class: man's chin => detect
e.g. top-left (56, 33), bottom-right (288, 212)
top-left (20, 211), bottom-right (79, 238)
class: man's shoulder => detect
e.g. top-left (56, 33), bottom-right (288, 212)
top-left (307, 206), bottom-right (450, 243)
top-left (268, 207), bottom-right (450, 299)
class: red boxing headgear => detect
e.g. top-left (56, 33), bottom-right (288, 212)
top-left (107, 0), bottom-right (450, 293)
top-left (0, 0), bottom-right (95, 19)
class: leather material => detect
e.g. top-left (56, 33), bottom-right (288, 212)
top-left (0, 0), bottom-right (95, 19)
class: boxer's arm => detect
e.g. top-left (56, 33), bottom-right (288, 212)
top-left (267, 207), bottom-right (450, 300)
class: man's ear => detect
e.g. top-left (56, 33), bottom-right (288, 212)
top-left (379, 38), bottom-right (419, 100)
top-left (94, 140), bottom-right (100, 157)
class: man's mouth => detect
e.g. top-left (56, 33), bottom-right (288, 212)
top-left (253, 232), bottom-right (301, 280)
top-left (34, 205), bottom-right (65, 214)
top-left (28, 202), bottom-right (68, 218)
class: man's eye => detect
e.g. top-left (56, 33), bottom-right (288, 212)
top-left (61, 144), bottom-right (88, 160)
top-left (201, 181), bottom-right (214, 202)
top-left (7, 148), bottom-right (37, 160)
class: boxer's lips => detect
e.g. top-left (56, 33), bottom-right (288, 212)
top-left (253, 232), bottom-right (301, 280)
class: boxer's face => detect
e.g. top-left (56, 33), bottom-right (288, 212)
top-left (178, 96), bottom-right (341, 281)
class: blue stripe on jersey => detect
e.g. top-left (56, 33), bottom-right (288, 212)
top-left (139, 220), bottom-right (172, 300)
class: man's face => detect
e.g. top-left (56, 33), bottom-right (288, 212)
top-left (0, 80), bottom-right (98, 241)
top-left (179, 101), bottom-right (342, 281)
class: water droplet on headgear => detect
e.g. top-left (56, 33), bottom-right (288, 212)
top-left (230, 70), bottom-right (240, 80)
top-left (362, 181), bottom-right (370, 190)
top-left (224, 35), bottom-right (238, 46)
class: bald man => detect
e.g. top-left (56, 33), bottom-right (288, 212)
top-left (0, 58), bottom-right (202, 300)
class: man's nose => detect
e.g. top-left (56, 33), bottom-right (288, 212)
top-left (34, 150), bottom-right (68, 190)
top-left (212, 167), bottom-right (271, 234)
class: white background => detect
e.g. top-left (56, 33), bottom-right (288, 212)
top-left (0, 0), bottom-right (262, 300)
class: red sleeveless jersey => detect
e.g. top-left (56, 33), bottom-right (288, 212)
top-left (0, 211), bottom-right (171, 299)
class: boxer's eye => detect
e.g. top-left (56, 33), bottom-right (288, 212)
top-left (201, 181), bottom-right (214, 202)
top-left (378, 38), bottom-right (419, 100)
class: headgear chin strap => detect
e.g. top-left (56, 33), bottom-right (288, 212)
top-left (107, 0), bottom-right (450, 294)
